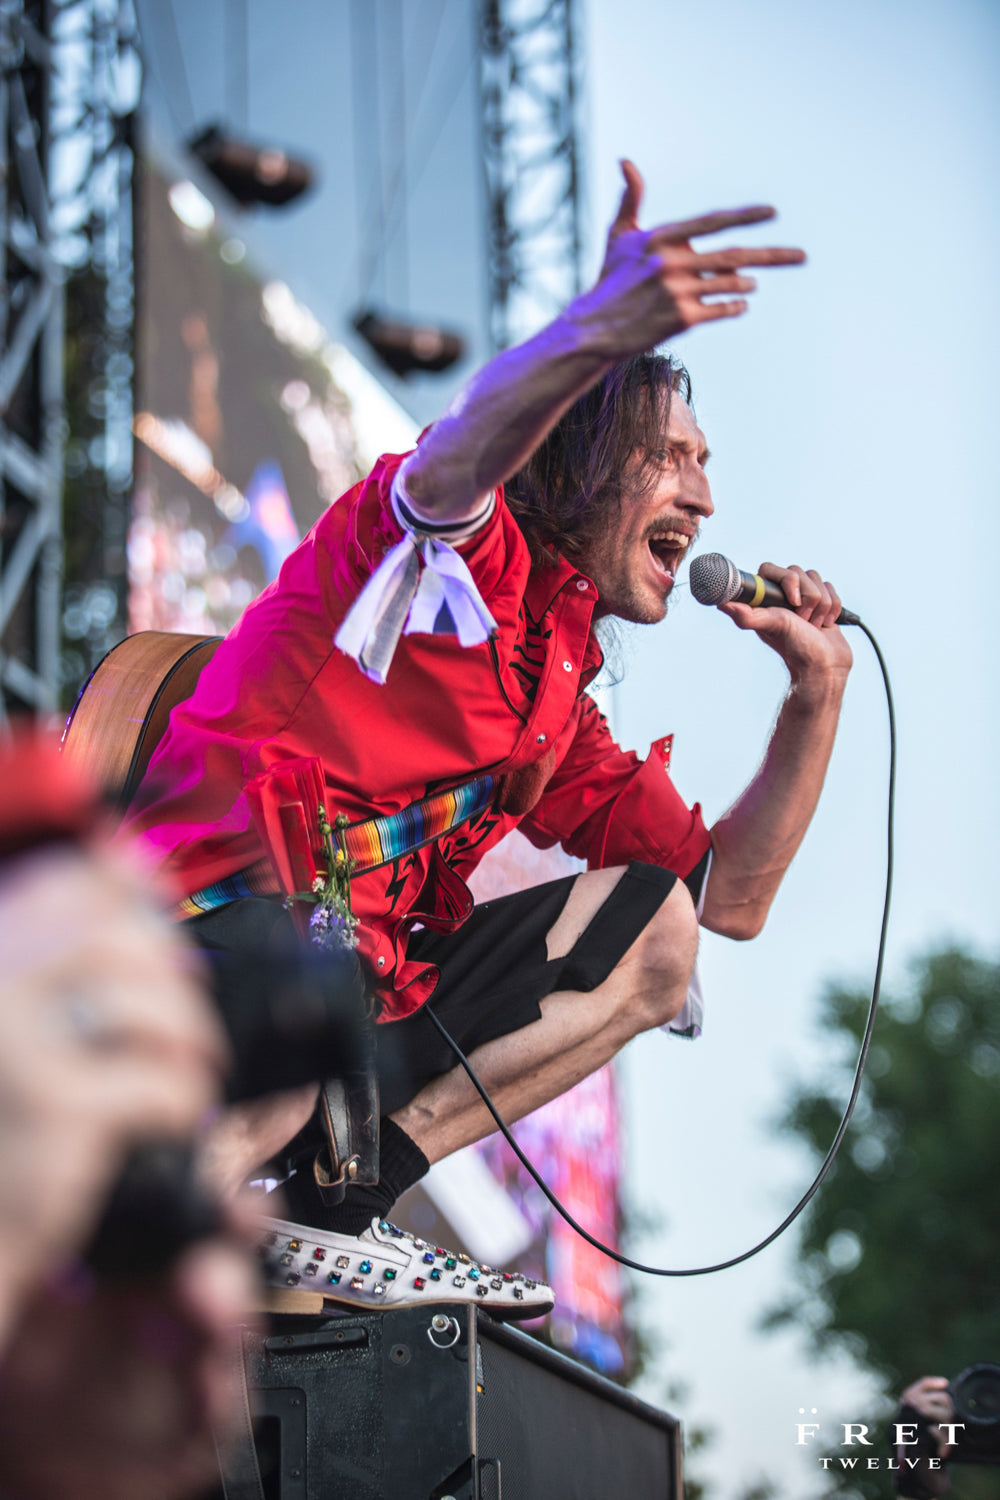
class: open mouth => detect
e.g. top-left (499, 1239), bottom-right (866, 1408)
top-left (646, 528), bottom-right (694, 582)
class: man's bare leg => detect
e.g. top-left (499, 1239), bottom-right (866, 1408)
top-left (392, 866), bottom-right (699, 1165)
top-left (202, 867), bottom-right (697, 1194)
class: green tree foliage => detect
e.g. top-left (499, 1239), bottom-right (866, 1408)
top-left (767, 946), bottom-right (1000, 1498)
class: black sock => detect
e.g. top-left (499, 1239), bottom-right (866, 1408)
top-left (278, 1116), bottom-right (430, 1236)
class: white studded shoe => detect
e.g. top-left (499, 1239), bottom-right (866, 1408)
top-left (258, 1215), bottom-right (554, 1321)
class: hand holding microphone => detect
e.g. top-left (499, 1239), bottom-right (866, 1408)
top-left (690, 552), bottom-right (860, 627)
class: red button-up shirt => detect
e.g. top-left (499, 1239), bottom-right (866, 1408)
top-left (124, 453), bottom-right (711, 1020)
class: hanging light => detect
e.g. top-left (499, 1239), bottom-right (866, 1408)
top-left (187, 124), bottom-right (315, 208)
top-left (352, 309), bottom-right (465, 378)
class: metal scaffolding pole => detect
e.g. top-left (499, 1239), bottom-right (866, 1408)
top-left (0, 0), bottom-right (64, 722)
top-left (52, 0), bottom-right (139, 693)
top-left (479, 0), bottom-right (584, 352)
top-left (0, 0), bottom-right (137, 722)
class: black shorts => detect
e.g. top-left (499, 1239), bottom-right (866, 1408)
top-left (185, 859), bottom-right (683, 1117)
top-left (377, 860), bottom-right (678, 1115)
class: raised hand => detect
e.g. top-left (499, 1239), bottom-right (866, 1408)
top-left (400, 158), bottom-right (805, 523)
top-left (576, 158), bottom-right (805, 352)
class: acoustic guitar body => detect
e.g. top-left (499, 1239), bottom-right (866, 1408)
top-left (61, 631), bottom-right (221, 807)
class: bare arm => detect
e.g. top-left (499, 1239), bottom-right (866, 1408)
top-left (700, 565), bottom-right (852, 940)
top-left (403, 160), bottom-right (805, 524)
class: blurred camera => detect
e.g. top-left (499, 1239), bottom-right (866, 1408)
top-left (205, 936), bottom-right (369, 1103)
top-left (86, 935), bottom-right (370, 1279)
top-left (948, 1362), bottom-right (1000, 1465)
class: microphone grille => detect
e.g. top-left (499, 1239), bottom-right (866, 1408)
top-left (689, 552), bottom-right (738, 606)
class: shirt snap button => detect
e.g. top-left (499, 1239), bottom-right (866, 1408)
top-left (562, 660), bottom-right (572, 672)
top-left (376, 956), bottom-right (386, 969)
top-left (536, 733), bottom-right (547, 744)
top-left (576, 579), bottom-right (588, 591)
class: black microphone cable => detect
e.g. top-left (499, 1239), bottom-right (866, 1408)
top-left (425, 618), bottom-right (895, 1278)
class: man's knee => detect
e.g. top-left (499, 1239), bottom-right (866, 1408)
top-left (618, 877), bottom-right (699, 1032)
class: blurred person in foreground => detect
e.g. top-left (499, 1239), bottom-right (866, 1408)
top-left (0, 739), bottom-right (256, 1500)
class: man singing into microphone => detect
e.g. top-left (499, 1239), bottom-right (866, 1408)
top-left (125, 161), bottom-right (851, 1316)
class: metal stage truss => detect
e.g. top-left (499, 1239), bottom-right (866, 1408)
top-left (0, 0), bottom-right (63, 722)
top-left (479, 0), bottom-right (584, 353)
top-left (0, 0), bottom-right (138, 724)
top-left (2, 0), bottom-right (583, 720)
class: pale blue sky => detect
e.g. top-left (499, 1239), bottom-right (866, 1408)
top-left (585, 2), bottom-right (1000, 1492)
top-left (140, 2), bottom-right (1000, 1491)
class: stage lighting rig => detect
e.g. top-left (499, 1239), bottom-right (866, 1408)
top-left (352, 309), bottom-right (465, 378)
top-left (187, 124), bottom-right (315, 208)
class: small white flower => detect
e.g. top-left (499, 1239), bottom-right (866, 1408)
top-left (309, 896), bottom-right (359, 953)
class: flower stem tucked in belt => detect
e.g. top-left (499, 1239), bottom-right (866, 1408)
top-left (176, 775), bottom-right (497, 919)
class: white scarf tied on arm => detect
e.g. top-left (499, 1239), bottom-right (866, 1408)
top-left (335, 503), bottom-right (498, 684)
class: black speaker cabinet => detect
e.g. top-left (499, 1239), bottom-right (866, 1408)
top-left (239, 1304), bottom-right (683, 1499)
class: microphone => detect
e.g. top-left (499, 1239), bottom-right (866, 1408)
top-left (689, 552), bottom-right (860, 627)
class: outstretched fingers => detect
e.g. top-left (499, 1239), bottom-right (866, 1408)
top-left (670, 271), bottom-right (758, 298)
top-left (591, 164), bottom-right (806, 345)
top-left (660, 242), bottom-right (807, 270)
top-left (664, 267), bottom-right (772, 328)
top-left (647, 203), bottom-right (778, 242)
top-left (643, 218), bottom-right (805, 330)
top-left (688, 299), bottom-right (750, 324)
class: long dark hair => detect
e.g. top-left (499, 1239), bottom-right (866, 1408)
top-left (505, 352), bottom-right (692, 566)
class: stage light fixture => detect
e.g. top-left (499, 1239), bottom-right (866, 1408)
top-left (187, 124), bottom-right (315, 208)
top-left (352, 309), bottom-right (465, 378)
